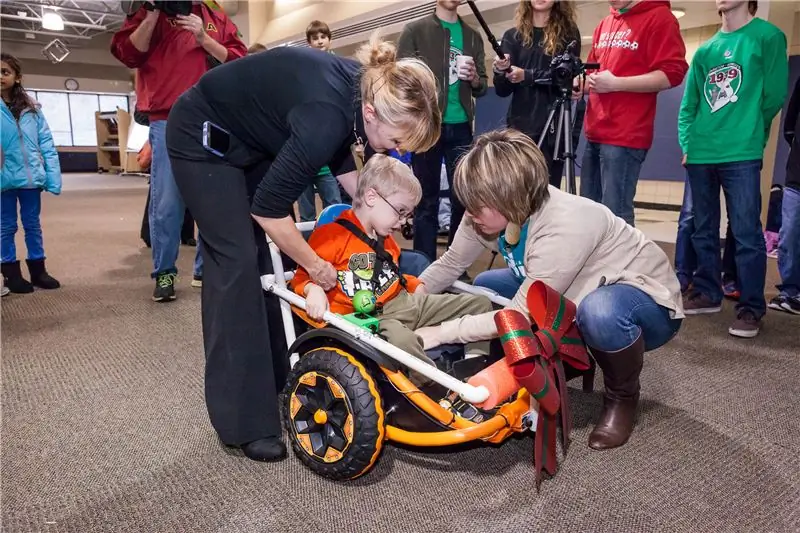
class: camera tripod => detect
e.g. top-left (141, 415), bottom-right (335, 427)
top-left (537, 86), bottom-right (583, 195)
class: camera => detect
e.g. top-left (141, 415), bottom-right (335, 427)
top-left (143, 1), bottom-right (192, 16)
top-left (546, 41), bottom-right (600, 91)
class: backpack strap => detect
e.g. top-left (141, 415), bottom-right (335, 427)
top-left (335, 218), bottom-right (407, 290)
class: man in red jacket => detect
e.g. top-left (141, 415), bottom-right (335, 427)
top-left (580, 0), bottom-right (688, 227)
top-left (111, 1), bottom-right (246, 302)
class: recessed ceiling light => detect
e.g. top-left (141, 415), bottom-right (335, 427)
top-left (671, 8), bottom-right (686, 19)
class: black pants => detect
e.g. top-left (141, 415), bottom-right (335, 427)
top-left (168, 155), bottom-right (288, 446)
top-left (411, 122), bottom-right (473, 262)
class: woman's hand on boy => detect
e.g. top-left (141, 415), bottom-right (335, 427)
top-left (304, 284), bottom-right (330, 321)
top-left (309, 257), bottom-right (338, 291)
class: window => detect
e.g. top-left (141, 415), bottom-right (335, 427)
top-left (31, 90), bottom-right (131, 147)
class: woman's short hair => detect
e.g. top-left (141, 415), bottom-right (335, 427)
top-left (353, 154), bottom-right (422, 208)
top-left (454, 129), bottom-right (550, 225)
top-left (354, 32), bottom-right (441, 154)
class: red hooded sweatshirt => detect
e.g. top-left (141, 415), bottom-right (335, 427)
top-left (584, 1), bottom-right (688, 150)
top-left (111, 3), bottom-right (246, 121)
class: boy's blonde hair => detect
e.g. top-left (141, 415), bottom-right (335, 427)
top-left (354, 154), bottom-right (422, 209)
top-left (454, 129), bottom-right (550, 225)
top-left (354, 32), bottom-right (441, 153)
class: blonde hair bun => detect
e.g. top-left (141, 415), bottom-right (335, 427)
top-left (355, 33), bottom-right (397, 69)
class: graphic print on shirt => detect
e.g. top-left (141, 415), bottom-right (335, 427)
top-left (337, 252), bottom-right (399, 299)
top-left (448, 44), bottom-right (463, 86)
top-left (704, 61), bottom-right (743, 113)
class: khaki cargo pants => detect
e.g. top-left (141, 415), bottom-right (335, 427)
top-left (379, 290), bottom-right (493, 386)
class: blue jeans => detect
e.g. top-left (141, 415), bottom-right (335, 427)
top-left (473, 268), bottom-right (521, 300)
top-left (297, 172), bottom-right (342, 222)
top-left (687, 160), bottom-right (766, 317)
top-left (576, 284), bottom-right (682, 352)
top-left (1, 188), bottom-right (44, 262)
top-left (777, 186), bottom-right (800, 298)
top-left (149, 120), bottom-right (202, 278)
top-left (675, 176), bottom-right (737, 292)
top-left (580, 142), bottom-right (648, 226)
top-left (412, 122), bottom-right (473, 261)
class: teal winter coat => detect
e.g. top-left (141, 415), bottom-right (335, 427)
top-left (1, 99), bottom-right (61, 194)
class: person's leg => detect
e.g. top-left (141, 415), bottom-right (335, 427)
top-left (181, 208), bottom-right (196, 245)
top-left (379, 292), bottom-right (436, 386)
top-left (297, 185), bottom-right (317, 223)
top-left (579, 141), bottom-right (602, 203)
top-left (192, 235), bottom-right (204, 287)
top-left (399, 250), bottom-right (431, 277)
top-left (314, 172), bottom-right (342, 209)
top-left (473, 268), bottom-right (522, 300)
top-left (170, 156), bottom-right (285, 460)
top-left (415, 291), bottom-right (494, 358)
top-left (148, 120), bottom-right (185, 301)
top-left (719, 160), bottom-right (767, 337)
top-left (576, 283), bottom-right (682, 450)
top-left (141, 187), bottom-right (151, 247)
top-left (597, 144), bottom-right (647, 226)
top-left (685, 163), bottom-right (724, 313)
top-left (674, 175), bottom-right (696, 293)
top-left (18, 189), bottom-right (60, 289)
top-left (443, 122), bottom-right (474, 248)
top-left (412, 134), bottom-right (446, 261)
top-left (0, 190), bottom-right (33, 293)
top-left (721, 222), bottom-right (739, 298)
top-left (774, 186), bottom-right (800, 313)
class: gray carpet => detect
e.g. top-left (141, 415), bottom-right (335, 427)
top-left (3, 175), bottom-right (799, 533)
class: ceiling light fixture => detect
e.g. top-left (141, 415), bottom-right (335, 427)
top-left (671, 8), bottom-right (686, 19)
top-left (41, 11), bottom-right (64, 31)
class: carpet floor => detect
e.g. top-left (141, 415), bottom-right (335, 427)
top-left (2, 174), bottom-right (799, 533)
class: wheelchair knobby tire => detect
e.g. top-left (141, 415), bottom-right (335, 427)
top-left (281, 347), bottom-right (385, 481)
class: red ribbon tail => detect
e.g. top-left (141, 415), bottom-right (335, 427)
top-left (534, 415), bottom-right (544, 492)
top-left (554, 359), bottom-right (572, 455)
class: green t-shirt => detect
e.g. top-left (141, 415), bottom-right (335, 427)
top-left (440, 19), bottom-right (469, 125)
top-left (678, 18), bottom-right (788, 164)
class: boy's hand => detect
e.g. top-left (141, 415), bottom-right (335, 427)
top-left (305, 284), bottom-right (330, 321)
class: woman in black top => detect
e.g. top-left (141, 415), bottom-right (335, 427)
top-left (166, 36), bottom-right (440, 462)
top-left (492, 0), bottom-right (580, 188)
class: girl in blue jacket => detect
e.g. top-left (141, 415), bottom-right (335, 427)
top-left (1, 53), bottom-right (61, 293)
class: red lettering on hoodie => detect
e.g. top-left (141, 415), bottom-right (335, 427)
top-left (585, 1), bottom-right (688, 150)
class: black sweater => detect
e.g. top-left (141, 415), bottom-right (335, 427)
top-left (168, 47), bottom-right (367, 219)
top-left (785, 76), bottom-right (799, 191)
top-left (493, 26), bottom-right (581, 141)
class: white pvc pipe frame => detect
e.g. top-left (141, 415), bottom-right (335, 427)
top-left (260, 220), bottom-right (513, 405)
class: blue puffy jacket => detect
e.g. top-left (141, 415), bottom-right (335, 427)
top-left (1, 99), bottom-right (61, 194)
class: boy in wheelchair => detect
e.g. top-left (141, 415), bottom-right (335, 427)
top-left (291, 155), bottom-right (493, 414)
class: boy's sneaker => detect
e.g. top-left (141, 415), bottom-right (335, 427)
top-left (152, 272), bottom-right (177, 302)
top-left (770, 295), bottom-right (800, 315)
top-left (191, 275), bottom-right (202, 288)
top-left (722, 280), bottom-right (740, 301)
top-left (683, 291), bottom-right (722, 315)
top-left (1, 284), bottom-right (9, 297)
top-left (728, 311), bottom-right (761, 338)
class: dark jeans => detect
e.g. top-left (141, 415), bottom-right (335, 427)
top-left (412, 122), bottom-right (472, 261)
top-left (687, 160), bottom-right (766, 318)
top-left (675, 176), bottom-right (737, 292)
top-left (580, 141), bottom-right (648, 226)
top-left (576, 284), bottom-right (682, 352)
top-left (777, 186), bottom-right (800, 298)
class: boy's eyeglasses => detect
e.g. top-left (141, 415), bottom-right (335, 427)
top-left (374, 190), bottom-right (413, 222)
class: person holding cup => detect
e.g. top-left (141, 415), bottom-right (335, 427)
top-left (398, 0), bottom-right (488, 265)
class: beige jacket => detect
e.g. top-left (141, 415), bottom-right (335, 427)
top-left (419, 187), bottom-right (684, 343)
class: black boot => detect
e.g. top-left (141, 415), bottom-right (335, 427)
top-left (588, 335), bottom-right (644, 450)
top-left (1, 261), bottom-right (34, 293)
top-left (27, 259), bottom-right (61, 289)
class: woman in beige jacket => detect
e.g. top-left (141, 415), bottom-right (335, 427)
top-left (416, 129), bottom-right (684, 451)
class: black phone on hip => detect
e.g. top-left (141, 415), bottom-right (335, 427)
top-left (202, 121), bottom-right (230, 158)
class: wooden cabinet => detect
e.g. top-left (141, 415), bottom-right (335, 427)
top-left (95, 107), bottom-right (145, 174)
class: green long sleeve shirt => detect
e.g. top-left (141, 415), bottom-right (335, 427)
top-left (678, 18), bottom-right (788, 164)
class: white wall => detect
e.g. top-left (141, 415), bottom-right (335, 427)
top-left (25, 75), bottom-right (132, 94)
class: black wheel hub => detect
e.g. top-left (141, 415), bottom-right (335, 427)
top-left (290, 373), bottom-right (353, 462)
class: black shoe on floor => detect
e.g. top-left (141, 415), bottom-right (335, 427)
top-left (1, 261), bottom-right (34, 294)
top-left (241, 437), bottom-right (287, 462)
top-left (152, 272), bottom-right (177, 302)
top-left (27, 258), bottom-right (60, 289)
top-left (771, 294), bottom-right (800, 315)
top-left (182, 238), bottom-right (197, 247)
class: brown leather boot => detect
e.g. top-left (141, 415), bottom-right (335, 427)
top-left (588, 335), bottom-right (645, 450)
